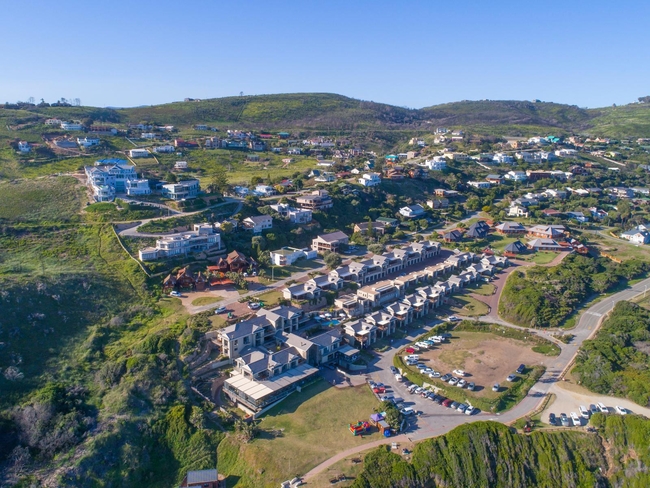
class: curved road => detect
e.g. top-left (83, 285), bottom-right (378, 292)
top-left (303, 275), bottom-right (650, 481)
top-left (118, 197), bottom-right (242, 237)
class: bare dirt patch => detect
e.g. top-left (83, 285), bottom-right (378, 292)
top-left (420, 331), bottom-right (549, 398)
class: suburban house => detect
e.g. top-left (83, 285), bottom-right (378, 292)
top-left (399, 204), bottom-right (426, 218)
top-left (125, 179), bottom-right (151, 196)
top-left (353, 221), bottom-right (389, 236)
top-left (254, 185), bottom-right (275, 196)
top-left (486, 174), bottom-right (505, 185)
top-left (465, 221), bottom-right (490, 239)
top-left (505, 171), bottom-right (527, 181)
top-left (296, 190), bottom-right (333, 211)
top-left (312, 231), bottom-right (349, 253)
top-left (527, 224), bottom-right (566, 239)
top-left (426, 198), bottom-right (449, 209)
top-left (174, 161), bottom-right (188, 170)
top-left (17, 141), bottom-right (30, 153)
top-left (128, 148), bottom-right (150, 158)
top-left (358, 172), bottom-right (381, 187)
top-left (269, 247), bottom-right (317, 266)
top-left (495, 222), bottom-right (526, 235)
top-left (443, 229), bottom-right (463, 242)
top-left (242, 215), bottom-right (273, 234)
top-left (468, 181), bottom-right (491, 189)
top-left (422, 157), bottom-right (446, 171)
top-left (356, 280), bottom-right (405, 308)
top-left (504, 240), bottom-right (527, 255)
top-left (620, 225), bottom-right (650, 245)
top-left (153, 145), bottom-right (176, 153)
top-left (162, 179), bottom-right (200, 200)
top-left (566, 211), bottom-right (589, 223)
top-left (343, 320), bottom-right (378, 348)
top-left (270, 204), bottom-right (313, 224)
top-left (526, 238), bottom-right (566, 251)
top-left (138, 223), bottom-right (221, 261)
top-left (507, 204), bottom-right (529, 218)
top-left (60, 121), bottom-right (84, 131)
top-left (84, 160), bottom-right (138, 201)
top-left (210, 251), bottom-right (257, 275)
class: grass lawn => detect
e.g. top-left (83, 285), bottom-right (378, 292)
top-left (0, 176), bottom-right (85, 223)
top-left (218, 380), bottom-right (380, 487)
top-left (447, 294), bottom-right (490, 316)
top-left (528, 252), bottom-right (559, 264)
top-left (266, 260), bottom-right (324, 281)
top-left (472, 282), bottom-right (496, 296)
top-left (191, 295), bottom-right (224, 306)
top-left (209, 315), bottom-right (228, 329)
top-left (255, 289), bottom-right (283, 307)
top-left (486, 234), bottom-right (520, 253)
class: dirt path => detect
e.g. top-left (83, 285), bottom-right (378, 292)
top-left (303, 434), bottom-right (409, 481)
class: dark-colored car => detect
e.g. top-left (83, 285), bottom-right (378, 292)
top-left (560, 413), bottom-right (570, 427)
top-left (390, 366), bottom-right (398, 374)
top-left (450, 401), bottom-right (460, 410)
top-left (435, 396), bottom-right (446, 405)
top-left (590, 404), bottom-right (598, 415)
top-left (516, 364), bottom-right (526, 374)
top-left (548, 413), bottom-right (556, 426)
top-left (441, 373), bottom-right (452, 382)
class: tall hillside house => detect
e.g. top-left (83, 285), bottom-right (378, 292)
top-left (296, 190), bottom-right (333, 211)
top-left (128, 148), bottom-right (150, 158)
top-left (358, 172), bottom-right (381, 186)
top-left (312, 231), bottom-right (349, 253)
top-left (270, 247), bottom-right (317, 266)
top-left (357, 280), bottom-right (405, 308)
top-left (399, 204), bottom-right (426, 218)
top-left (60, 121), bottom-right (83, 131)
top-left (162, 179), bottom-right (200, 200)
top-left (269, 204), bottom-right (312, 224)
top-left (126, 179), bottom-right (151, 196)
top-left (138, 223), bottom-right (221, 261)
top-left (84, 160), bottom-right (138, 202)
top-left (242, 215), bottom-right (273, 234)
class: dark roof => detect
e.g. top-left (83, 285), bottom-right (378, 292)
top-left (504, 240), bottom-right (527, 253)
top-left (317, 231), bottom-right (348, 242)
top-left (443, 230), bottom-right (463, 241)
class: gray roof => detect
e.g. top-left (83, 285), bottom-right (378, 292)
top-left (316, 231), bottom-right (348, 242)
top-left (187, 469), bottom-right (218, 484)
top-left (222, 316), bottom-right (267, 340)
top-left (310, 328), bottom-right (342, 348)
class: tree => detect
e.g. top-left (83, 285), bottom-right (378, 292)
top-left (639, 96), bottom-right (650, 104)
top-left (368, 243), bottom-right (385, 254)
top-left (208, 166), bottom-right (229, 194)
top-left (324, 252), bottom-right (342, 270)
top-left (220, 221), bottom-right (233, 233)
top-left (418, 219), bottom-right (428, 231)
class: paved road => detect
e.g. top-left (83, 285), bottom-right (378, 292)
top-left (303, 274), bottom-right (650, 480)
top-left (118, 197), bottom-right (242, 237)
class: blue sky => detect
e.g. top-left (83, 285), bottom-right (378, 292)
top-left (2, 0), bottom-right (649, 108)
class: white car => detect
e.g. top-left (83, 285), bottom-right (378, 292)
top-left (395, 374), bottom-right (403, 382)
top-left (448, 377), bottom-right (459, 385)
top-left (570, 412), bottom-right (581, 426)
top-left (428, 371), bottom-right (441, 378)
top-left (597, 403), bottom-right (609, 413)
top-left (446, 316), bottom-right (460, 322)
top-left (579, 405), bottom-right (590, 418)
top-left (615, 406), bottom-right (627, 415)
top-left (453, 369), bottom-right (466, 377)
top-left (169, 291), bottom-right (181, 297)
top-left (465, 406), bottom-right (475, 416)
top-left (457, 379), bottom-right (467, 388)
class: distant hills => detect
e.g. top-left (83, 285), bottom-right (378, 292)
top-left (4, 93), bottom-right (650, 136)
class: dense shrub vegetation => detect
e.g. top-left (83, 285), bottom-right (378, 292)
top-left (354, 416), bottom-right (650, 488)
top-left (499, 254), bottom-right (647, 327)
top-left (574, 301), bottom-right (650, 406)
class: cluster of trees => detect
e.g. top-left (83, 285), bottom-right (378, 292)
top-left (499, 254), bottom-right (648, 327)
top-left (574, 301), bottom-right (650, 406)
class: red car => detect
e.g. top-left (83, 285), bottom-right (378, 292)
top-left (405, 347), bottom-right (415, 354)
top-left (442, 399), bottom-right (454, 408)
top-left (373, 387), bottom-right (386, 394)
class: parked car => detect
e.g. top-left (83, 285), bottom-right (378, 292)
top-left (457, 379), bottom-right (467, 388)
top-left (169, 291), bottom-right (181, 297)
top-left (405, 354), bottom-right (419, 361)
top-left (380, 394), bottom-right (394, 402)
top-left (457, 403), bottom-right (467, 413)
top-left (453, 369), bottom-right (466, 377)
top-left (570, 412), bottom-right (581, 426)
top-left (467, 382), bottom-right (475, 391)
top-left (548, 413), bottom-right (556, 425)
top-left (441, 373), bottom-right (452, 382)
top-left (405, 347), bottom-right (415, 354)
top-left (506, 374), bottom-right (517, 382)
top-left (389, 366), bottom-right (398, 374)
top-left (414, 387), bottom-right (424, 395)
top-left (442, 399), bottom-right (453, 408)
top-left (214, 306), bottom-right (227, 314)
top-left (579, 405), bottom-right (590, 418)
top-left (516, 364), bottom-right (526, 374)
top-left (416, 363), bottom-right (427, 370)
top-left (407, 384), bottom-right (418, 393)
top-left (446, 316), bottom-right (460, 322)
top-left (428, 371), bottom-right (441, 378)
top-left (450, 401), bottom-right (460, 410)
top-left (465, 406), bottom-right (476, 416)
top-left (423, 367), bottom-right (433, 374)
top-left (373, 387), bottom-right (386, 394)
top-left (492, 383), bottom-right (500, 392)
top-left (435, 396), bottom-right (445, 405)
top-left (448, 377), bottom-right (459, 386)
top-left (615, 406), bottom-right (627, 415)
top-left (560, 413), bottom-right (570, 427)
top-left (395, 374), bottom-right (403, 382)
top-left (248, 301), bottom-right (261, 310)
top-left (597, 403), bottom-right (609, 413)
top-left (589, 404), bottom-right (598, 415)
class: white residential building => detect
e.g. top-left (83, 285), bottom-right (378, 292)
top-left (77, 137), bottom-right (100, 147)
top-left (84, 160), bottom-right (138, 201)
top-left (141, 132), bottom-right (157, 139)
top-left (126, 179), bottom-right (151, 196)
top-left (153, 145), bottom-right (175, 153)
top-left (60, 121), bottom-right (84, 131)
top-left (422, 157), bottom-right (447, 171)
top-left (128, 148), bottom-right (150, 158)
top-left (254, 185), bottom-right (275, 196)
top-left (269, 204), bottom-right (312, 224)
top-left (399, 204), bottom-right (426, 218)
top-left (493, 153), bottom-right (514, 164)
top-left (468, 181), bottom-right (491, 189)
top-left (161, 179), bottom-right (200, 200)
top-left (270, 247), bottom-right (317, 266)
top-left (505, 171), bottom-right (528, 182)
top-left (18, 141), bottom-right (30, 153)
top-left (242, 215), bottom-right (273, 234)
top-left (358, 173), bottom-right (381, 187)
top-left (138, 223), bottom-right (221, 261)
top-left (174, 161), bottom-right (188, 170)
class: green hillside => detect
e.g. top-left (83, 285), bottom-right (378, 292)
top-left (587, 103), bottom-right (650, 137)
top-left (117, 93), bottom-right (420, 129)
top-left (353, 416), bottom-right (650, 488)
